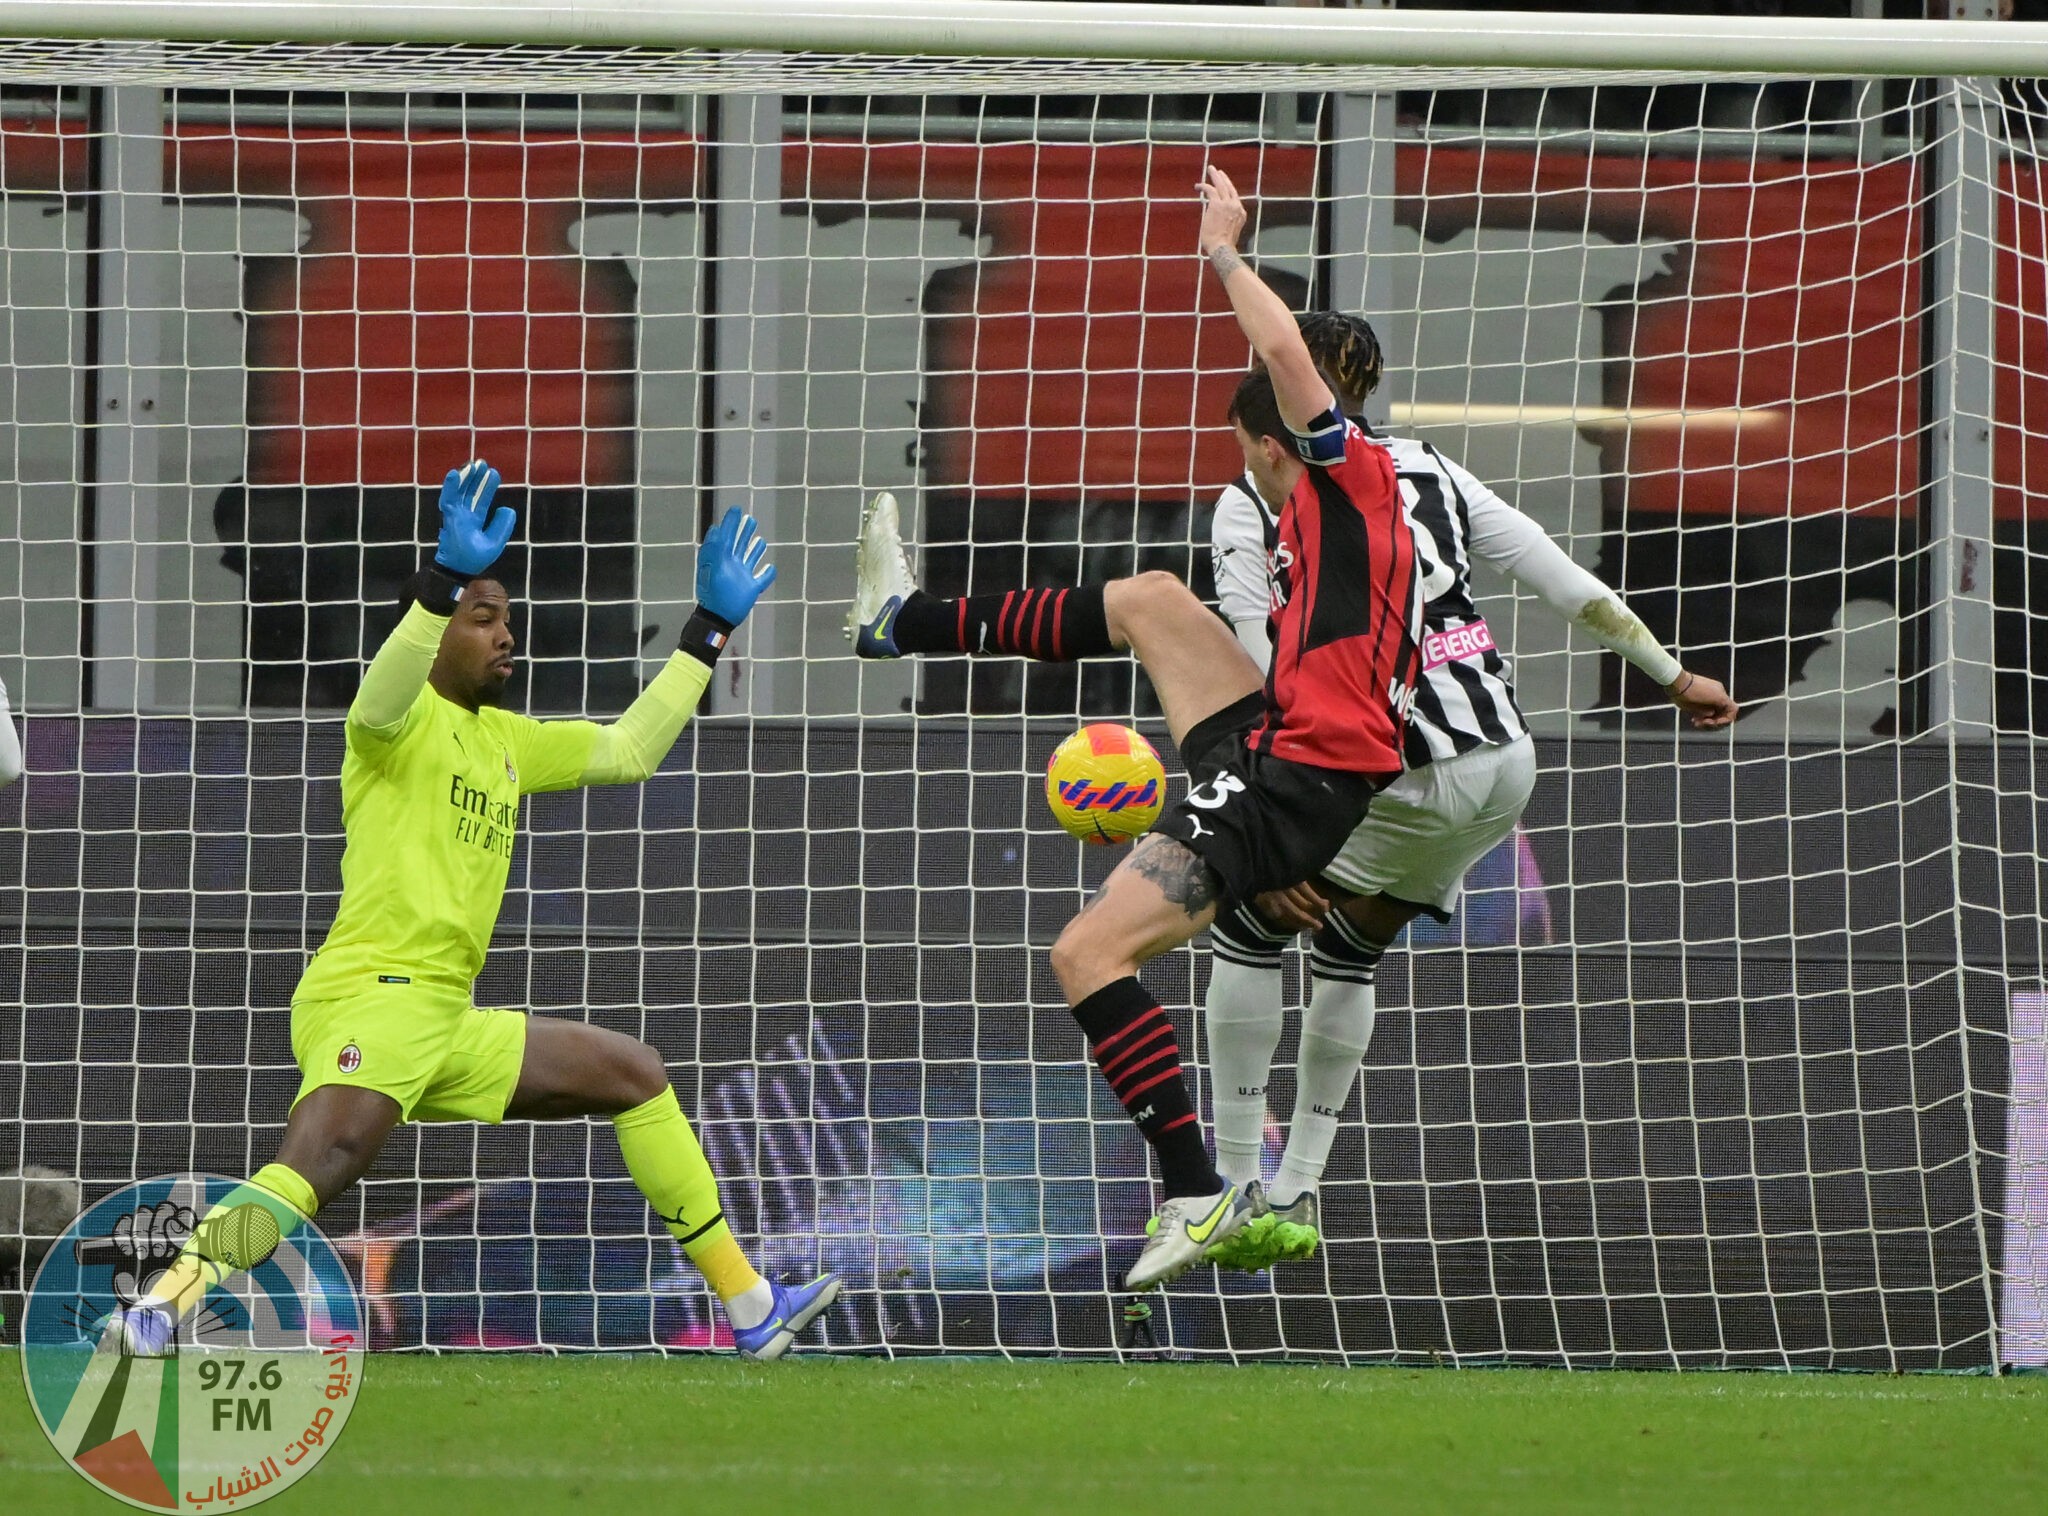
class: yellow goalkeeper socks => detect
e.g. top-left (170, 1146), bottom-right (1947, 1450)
top-left (146, 1162), bottom-right (318, 1320)
top-left (613, 1087), bottom-right (772, 1326)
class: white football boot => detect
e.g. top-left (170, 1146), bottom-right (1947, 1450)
top-left (845, 491), bottom-right (920, 658)
top-left (1125, 1184), bottom-right (1256, 1291)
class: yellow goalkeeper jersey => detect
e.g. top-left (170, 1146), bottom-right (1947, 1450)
top-left (294, 601), bottom-right (711, 1003)
top-left (296, 681), bottom-right (600, 1000)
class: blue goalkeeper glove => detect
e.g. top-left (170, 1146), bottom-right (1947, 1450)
top-left (434, 459), bottom-right (514, 578)
top-left (695, 507), bottom-right (777, 625)
top-left (680, 507), bottom-right (776, 665)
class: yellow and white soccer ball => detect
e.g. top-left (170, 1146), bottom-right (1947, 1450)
top-left (1044, 724), bottom-right (1167, 846)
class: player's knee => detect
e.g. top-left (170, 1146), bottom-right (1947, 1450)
top-left (1048, 923), bottom-right (1090, 998)
top-left (1050, 917), bottom-right (1118, 1002)
top-left (617, 1040), bottom-right (670, 1107)
top-left (1106, 570), bottom-right (1196, 641)
top-left (1127, 569), bottom-right (1185, 596)
top-left (1128, 569), bottom-right (1197, 616)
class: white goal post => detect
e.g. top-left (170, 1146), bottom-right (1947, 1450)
top-left (1, 1), bottom-right (2045, 1372)
top-left (2, 0), bottom-right (2045, 74)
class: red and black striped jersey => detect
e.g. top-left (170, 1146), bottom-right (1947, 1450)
top-left (1248, 410), bottom-right (1423, 777)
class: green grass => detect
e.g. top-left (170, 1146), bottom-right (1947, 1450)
top-left (2, 1351), bottom-right (2043, 1515)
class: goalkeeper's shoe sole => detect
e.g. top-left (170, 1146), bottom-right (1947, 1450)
top-left (846, 490), bottom-right (919, 658)
top-left (732, 1273), bottom-right (843, 1361)
top-left (98, 1304), bottom-right (175, 1357)
top-left (1125, 1185), bottom-right (1254, 1292)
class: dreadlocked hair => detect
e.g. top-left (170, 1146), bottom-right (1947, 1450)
top-left (1295, 311), bottom-right (1385, 410)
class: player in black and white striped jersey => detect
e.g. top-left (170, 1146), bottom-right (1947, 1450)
top-left (1203, 312), bottom-right (1739, 1271)
top-left (1214, 444), bottom-right (1528, 767)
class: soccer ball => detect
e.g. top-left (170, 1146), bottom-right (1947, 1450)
top-left (1044, 724), bottom-right (1167, 846)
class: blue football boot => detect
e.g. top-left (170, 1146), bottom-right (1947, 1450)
top-left (99, 1303), bottom-right (176, 1357)
top-left (731, 1273), bottom-right (844, 1361)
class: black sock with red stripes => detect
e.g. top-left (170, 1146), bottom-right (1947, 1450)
top-left (891, 586), bottom-right (1113, 660)
top-left (1072, 977), bottom-right (1222, 1199)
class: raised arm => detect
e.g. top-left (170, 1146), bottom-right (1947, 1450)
top-left (573, 657), bottom-right (711, 787)
top-left (0, 673), bottom-right (21, 787)
top-left (1198, 165), bottom-right (1335, 433)
top-left (1452, 456), bottom-right (1737, 729)
top-left (349, 460), bottom-right (515, 761)
top-left (543, 507), bottom-right (777, 789)
top-left (348, 604), bottom-right (445, 753)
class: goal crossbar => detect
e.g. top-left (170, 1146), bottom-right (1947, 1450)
top-left (2, 0), bottom-right (2046, 79)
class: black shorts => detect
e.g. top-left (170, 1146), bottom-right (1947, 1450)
top-left (1153, 693), bottom-right (1383, 903)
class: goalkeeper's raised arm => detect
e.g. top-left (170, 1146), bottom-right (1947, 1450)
top-left (578, 500), bottom-right (777, 783)
top-left (349, 460), bottom-right (776, 791)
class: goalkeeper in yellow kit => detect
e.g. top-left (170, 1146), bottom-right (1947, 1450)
top-left (108, 461), bottom-right (840, 1360)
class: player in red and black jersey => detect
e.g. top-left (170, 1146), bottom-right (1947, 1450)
top-left (1234, 371), bottom-right (1423, 778)
top-left (847, 165), bottom-right (1421, 1289)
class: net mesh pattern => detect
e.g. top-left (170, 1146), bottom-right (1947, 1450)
top-left (0, 61), bottom-right (2040, 1369)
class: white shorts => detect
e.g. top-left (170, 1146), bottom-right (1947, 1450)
top-left (1321, 734), bottom-right (1537, 920)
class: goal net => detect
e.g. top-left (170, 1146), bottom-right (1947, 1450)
top-left (2, 6), bottom-right (2044, 1370)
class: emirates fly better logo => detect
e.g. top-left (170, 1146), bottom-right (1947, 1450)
top-left (18, 1173), bottom-right (366, 1510)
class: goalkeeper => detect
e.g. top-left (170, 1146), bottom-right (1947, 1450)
top-left (108, 462), bottom-right (840, 1361)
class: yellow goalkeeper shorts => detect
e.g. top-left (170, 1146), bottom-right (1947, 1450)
top-left (290, 981), bottom-right (527, 1125)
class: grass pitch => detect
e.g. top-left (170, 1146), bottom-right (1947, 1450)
top-left (2, 1351), bottom-right (2042, 1515)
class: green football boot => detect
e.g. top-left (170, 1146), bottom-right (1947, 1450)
top-left (1202, 1180), bottom-right (1282, 1271)
top-left (1266, 1190), bottom-right (1321, 1262)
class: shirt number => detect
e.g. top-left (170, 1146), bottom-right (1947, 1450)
top-left (1187, 773), bottom-right (1248, 810)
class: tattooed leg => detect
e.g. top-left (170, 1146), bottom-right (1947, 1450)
top-left (1124, 833), bottom-right (1223, 917)
top-left (1050, 834), bottom-right (1223, 1003)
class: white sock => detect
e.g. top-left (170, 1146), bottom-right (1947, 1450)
top-left (1203, 958), bottom-right (1285, 1189)
top-left (724, 1278), bottom-right (776, 1331)
top-left (1272, 977), bottom-right (1375, 1206)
